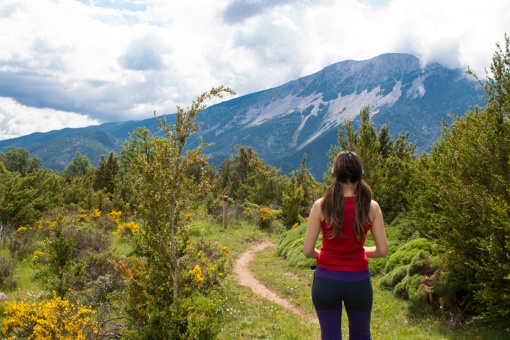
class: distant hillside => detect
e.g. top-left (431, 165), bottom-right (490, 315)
top-left (0, 53), bottom-right (484, 179)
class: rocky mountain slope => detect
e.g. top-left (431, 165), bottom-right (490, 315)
top-left (0, 53), bottom-right (485, 179)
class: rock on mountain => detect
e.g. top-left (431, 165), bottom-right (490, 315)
top-left (0, 53), bottom-right (484, 179)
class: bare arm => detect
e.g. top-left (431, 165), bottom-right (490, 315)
top-left (302, 199), bottom-right (322, 259)
top-left (364, 200), bottom-right (388, 258)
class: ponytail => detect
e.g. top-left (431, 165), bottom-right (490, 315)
top-left (322, 181), bottom-right (345, 239)
top-left (354, 180), bottom-right (372, 240)
top-left (321, 151), bottom-right (372, 240)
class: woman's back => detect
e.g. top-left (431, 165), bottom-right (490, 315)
top-left (318, 196), bottom-right (371, 272)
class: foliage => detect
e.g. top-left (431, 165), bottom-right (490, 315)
top-left (406, 35), bottom-right (510, 330)
top-left (378, 238), bottom-right (441, 312)
top-left (0, 165), bottom-right (64, 229)
top-left (63, 152), bottom-right (93, 179)
top-left (93, 151), bottom-right (120, 195)
top-left (219, 146), bottom-right (283, 206)
top-left (8, 225), bottom-right (37, 261)
top-left (258, 207), bottom-right (276, 228)
top-left (277, 223), bottom-right (318, 267)
top-left (0, 255), bottom-right (16, 290)
top-left (120, 238), bottom-right (230, 339)
top-left (123, 86), bottom-right (235, 337)
top-left (31, 211), bottom-right (116, 298)
top-left (120, 127), bottom-right (163, 173)
top-left (1, 292), bottom-right (98, 339)
top-left (281, 176), bottom-right (304, 228)
top-left (0, 147), bottom-right (42, 176)
top-left (329, 106), bottom-right (416, 223)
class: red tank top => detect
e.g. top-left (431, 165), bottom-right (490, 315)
top-left (317, 196), bottom-right (371, 272)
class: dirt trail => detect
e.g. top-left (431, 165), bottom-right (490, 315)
top-left (233, 241), bottom-right (318, 324)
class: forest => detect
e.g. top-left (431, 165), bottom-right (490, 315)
top-left (0, 37), bottom-right (509, 339)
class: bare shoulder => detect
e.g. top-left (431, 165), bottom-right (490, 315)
top-left (370, 200), bottom-right (381, 211)
top-left (314, 198), bottom-right (323, 206)
top-left (369, 200), bottom-right (383, 220)
top-left (311, 198), bottom-right (324, 220)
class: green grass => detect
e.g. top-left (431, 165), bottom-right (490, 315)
top-left (2, 217), bottom-right (508, 339)
top-left (247, 239), bottom-right (508, 340)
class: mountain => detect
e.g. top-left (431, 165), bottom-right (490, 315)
top-left (0, 53), bottom-right (484, 179)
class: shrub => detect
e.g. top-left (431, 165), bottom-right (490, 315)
top-left (379, 238), bottom-right (441, 313)
top-left (258, 207), bottom-right (276, 228)
top-left (383, 238), bottom-right (436, 274)
top-left (1, 292), bottom-right (98, 339)
top-left (0, 256), bottom-right (16, 290)
top-left (379, 265), bottom-right (408, 289)
top-left (129, 291), bottom-right (224, 340)
top-left (7, 230), bottom-right (37, 261)
top-left (277, 223), bottom-right (318, 267)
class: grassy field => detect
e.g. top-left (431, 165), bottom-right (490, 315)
top-left (1, 217), bottom-right (507, 339)
top-left (189, 218), bottom-right (507, 340)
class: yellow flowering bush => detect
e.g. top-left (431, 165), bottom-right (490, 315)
top-left (16, 226), bottom-right (27, 234)
top-left (179, 241), bottom-right (230, 295)
top-left (258, 207), bottom-right (276, 227)
top-left (188, 265), bottom-right (205, 288)
top-left (185, 212), bottom-right (193, 222)
top-left (112, 221), bottom-right (140, 237)
top-left (2, 292), bottom-right (98, 339)
top-left (89, 208), bottom-right (101, 219)
top-left (108, 210), bottom-right (122, 224)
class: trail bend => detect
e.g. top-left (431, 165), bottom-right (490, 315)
top-left (233, 241), bottom-right (318, 325)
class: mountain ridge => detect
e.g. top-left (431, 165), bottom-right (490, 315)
top-left (0, 53), bottom-right (485, 179)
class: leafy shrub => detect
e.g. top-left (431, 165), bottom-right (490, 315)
top-left (382, 238), bottom-right (436, 274)
top-left (7, 229), bottom-right (37, 261)
top-left (0, 255), bottom-right (16, 290)
top-left (258, 207), bottom-right (276, 228)
top-left (123, 238), bottom-right (230, 338)
top-left (277, 223), bottom-right (318, 267)
top-left (379, 265), bottom-right (408, 289)
top-left (381, 243), bottom-right (441, 312)
top-left (1, 292), bottom-right (98, 339)
top-left (129, 291), bottom-right (224, 340)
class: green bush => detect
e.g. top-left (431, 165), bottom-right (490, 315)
top-left (383, 238), bottom-right (436, 274)
top-left (380, 265), bottom-right (408, 289)
top-left (0, 255), bottom-right (16, 290)
top-left (379, 239), bottom-right (441, 313)
top-left (7, 231), bottom-right (37, 261)
top-left (277, 223), bottom-right (318, 268)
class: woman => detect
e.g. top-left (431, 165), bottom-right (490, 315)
top-left (303, 151), bottom-right (387, 340)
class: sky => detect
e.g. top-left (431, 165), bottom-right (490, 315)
top-left (1, 0), bottom-right (509, 141)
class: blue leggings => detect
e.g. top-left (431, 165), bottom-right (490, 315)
top-left (312, 276), bottom-right (373, 340)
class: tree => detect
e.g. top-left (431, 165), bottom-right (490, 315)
top-left (0, 147), bottom-right (42, 176)
top-left (94, 152), bottom-right (120, 194)
top-left (125, 86), bottom-right (235, 337)
top-left (63, 152), bottom-right (93, 178)
top-left (0, 165), bottom-right (64, 228)
top-left (295, 153), bottom-right (323, 216)
top-left (328, 106), bottom-right (416, 223)
top-left (220, 145), bottom-right (282, 206)
top-left (409, 36), bottom-right (510, 329)
top-left (130, 86), bottom-right (234, 313)
top-left (281, 176), bottom-right (304, 227)
top-left (120, 127), bottom-right (164, 173)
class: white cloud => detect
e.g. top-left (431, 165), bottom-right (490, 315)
top-left (0, 0), bottom-right (509, 140)
top-left (0, 97), bottom-right (100, 140)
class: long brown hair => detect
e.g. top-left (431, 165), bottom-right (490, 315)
top-left (321, 151), bottom-right (372, 240)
